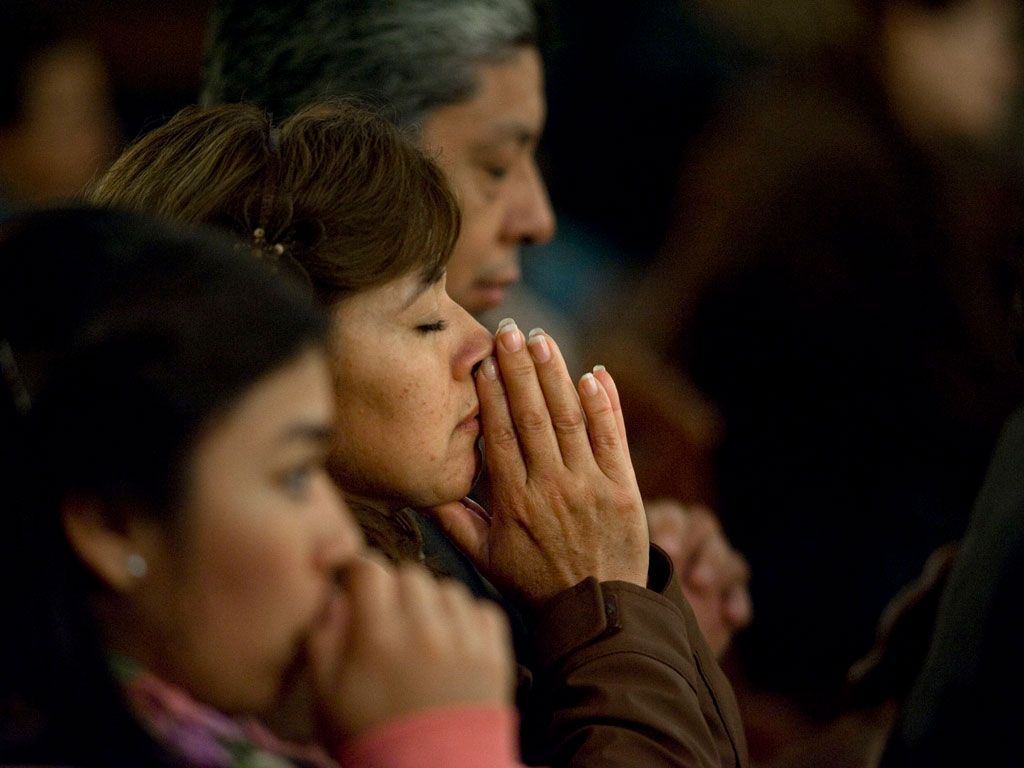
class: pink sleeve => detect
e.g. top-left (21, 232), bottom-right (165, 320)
top-left (333, 705), bottom-right (523, 768)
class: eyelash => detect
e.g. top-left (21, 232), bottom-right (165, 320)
top-left (416, 320), bottom-right (448, 334)
top-left (485, 165), bottom-right (509, 181)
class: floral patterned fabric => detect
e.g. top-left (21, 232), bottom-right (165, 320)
top-left (112, 656), bottom-right (336, 768)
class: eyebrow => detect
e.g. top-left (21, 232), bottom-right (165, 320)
top-left (481, 121), bottom-right (539, 148)
top-left (277, 423), bottom-right (334, 446)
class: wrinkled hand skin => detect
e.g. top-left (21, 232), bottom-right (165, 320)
top-left (646, 499), bottom-right (752, 657)
top-left (430, 321), bottom-right (650, 609)
top-left (306, 554), bottom-right (514, 744)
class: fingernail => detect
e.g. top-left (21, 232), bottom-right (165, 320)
top-left (481, 356), bottom-right (499, 381)
top-left (496, 317), bottom-right (516, 334)
top-left (593, 364), bottom-right (607, 374)
top-left (498, 319), bottom-right (523, 352)
top-left (581, 372), bottom-right (599, 395)
top-left (527, 329), bottom-right (551, 362)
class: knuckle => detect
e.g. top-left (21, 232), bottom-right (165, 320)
top-left (505, 357), bottom-right (538, 379)
top-left (550, 408), bottom-right (585, 433)
top-left (515, 407), bottom-right (550, 433)
top-left (590, 430), bottom-right (621, 452)
top-left (490, 423), bottom-right (520, 448)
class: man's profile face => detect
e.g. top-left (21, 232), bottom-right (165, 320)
top-left (419, 46), bottom-right (555, 316)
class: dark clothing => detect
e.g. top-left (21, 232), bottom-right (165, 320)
top-left (882, 406), bottom-right (1024, 767)
top-left (633, 56), bottom-right (1024, 713)
top-left (416, 512), bottom-right (749, 767)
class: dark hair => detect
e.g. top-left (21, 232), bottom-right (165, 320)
top-left (200, 0), bottom-right (548, 129)
top-left (0, 207), bottom-right (328, 765)
top-left (88, 102), bottom-right (458, 307)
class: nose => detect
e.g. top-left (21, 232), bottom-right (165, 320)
top-left (504, 157), bottom-right (555, 247)
top-left (314, 476), bottom-right (365, 572)
top-left (451, 299), bottom-right (494, 380)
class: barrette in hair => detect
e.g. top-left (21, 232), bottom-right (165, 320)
top-left (251, 227), bottom-right (285, 255)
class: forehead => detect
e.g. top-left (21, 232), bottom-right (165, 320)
top-left (421, 46), bottom-right (546, 153)
top-left (200, 350), bottom-right (334, 453)
top-left (332, 273), bottom-right (438, 324)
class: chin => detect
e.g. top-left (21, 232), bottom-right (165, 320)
top-left (427, 461), bottom-right (480, 507)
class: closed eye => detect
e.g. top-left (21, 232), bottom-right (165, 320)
top-left (485, 165), bottom-right (509, 181)
top-left (416, 320), bottom-right (448, 334)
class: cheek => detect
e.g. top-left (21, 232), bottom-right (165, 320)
top-left (192, 523), bottom-right (314, 634)
top-left (446, 238), bottom-right (483, 296)
top-left (160, 524), bottom-right (317, 712)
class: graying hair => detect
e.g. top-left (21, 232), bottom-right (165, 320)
top-left (200, 0), bottom-right (541, 130)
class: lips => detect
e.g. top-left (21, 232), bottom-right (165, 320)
top-left (456, 406), bottom-right (481, 433)
top-left (471, 283), bottom-right (511, 312)
top-left (470, 267), bottom-right (520, 311)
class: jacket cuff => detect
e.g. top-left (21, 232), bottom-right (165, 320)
top-left (530, 545), bottom-right (688, 674)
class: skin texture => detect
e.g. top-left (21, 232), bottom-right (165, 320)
top-left (431, 322), bottom-right (650, 608)
top-left (419, 47), bottom-right (556, 315)
top-left (327, 273), bottom-right (493, 509)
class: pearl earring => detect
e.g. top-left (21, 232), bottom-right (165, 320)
top-left (125, 553), bottom-right (148, 579)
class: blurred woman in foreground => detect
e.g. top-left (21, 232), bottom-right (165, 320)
top-left (0, 208), bottom-right (517, 766)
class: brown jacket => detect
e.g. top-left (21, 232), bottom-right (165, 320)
top-left (521, 545), bottom-right (748, 767)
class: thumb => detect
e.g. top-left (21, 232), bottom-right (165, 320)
top-left (424, 497), bottom-right (492, 569)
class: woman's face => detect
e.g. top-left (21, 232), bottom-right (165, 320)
top-left (328, 272), bottom-right (494, 508)
top-left (126, 349), bottom-right (363, 714)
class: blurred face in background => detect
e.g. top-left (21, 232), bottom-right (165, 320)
top-left (883, 0), bottom-right (1022, 142)
top-left (419, 46), bottom-right (556, 315)
top-left (0, 41), bottom-right (118, 203)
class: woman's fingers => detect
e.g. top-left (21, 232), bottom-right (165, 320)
top-left (485, 320), bottom-right (632, 479)
top-left (308, 556), bottom-right (514, 740)
top-left (524, 329), bottom-right (596, 470)
top-left (591, 365), bottom-right (631, 464)
top-left (493, 319), bottom-right (563, 471)
top-left (476, 354), bottom-right (527, 485)
top-left (577, 368), bottom-right (630, 480)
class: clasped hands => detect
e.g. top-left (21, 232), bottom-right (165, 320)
top-left (430, 320), bottom-right (751, 656)
top-left (429, 319), bottom-right (650, 608)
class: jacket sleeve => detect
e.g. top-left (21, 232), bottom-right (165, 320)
top-left (334, 705), bottom-right (523, 768)
top-left (520, 545), bottom-right (748, 768)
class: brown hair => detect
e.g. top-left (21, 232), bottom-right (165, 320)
top-left (88, 101), bottom-right (459, 306)
top-left (88, 101), bottom-right (461, 566)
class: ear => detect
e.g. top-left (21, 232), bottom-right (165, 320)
top-left (61, 496), bottom-right (155, 592)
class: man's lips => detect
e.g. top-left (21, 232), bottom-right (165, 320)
top-left (470, 272), bottom-right (519, 309)
top-left (471, 283), bottom-right (511, 310)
